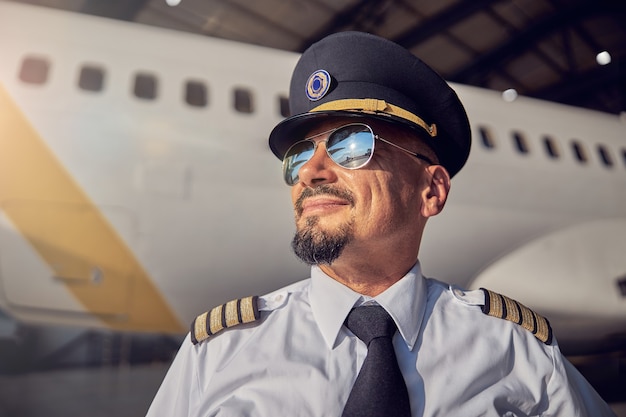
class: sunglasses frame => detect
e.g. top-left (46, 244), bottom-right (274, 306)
top-left (282, 123), bottom-right (434, 186)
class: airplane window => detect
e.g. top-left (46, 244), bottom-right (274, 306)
top-left (542, 136), bottom-right (559, 159)
top-left (18, 56), bottom-right (50, 85)
top-left (279, 95), bottom-right (290, 118)
top-left (618, 275), bottom-right (626, 297)
top-left (571, 140), bottom-right (588, 164)
top-left (512, 131), bottom-right (529, 154)
top-left (478, 126), bottom-right (495, 149)
top-left (234, 87), bottom-right (254, 113)
top-left (185, 80), bottom-right (208, 107)
top-left (597, 145), bottom-right (614, 168)
top-left (78, 65), bottom-right (105, 92)
top-left (133, 72), bottom-right (158, 100)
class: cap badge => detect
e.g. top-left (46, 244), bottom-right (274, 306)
top-left (305, 70), bottom-right (331, 101)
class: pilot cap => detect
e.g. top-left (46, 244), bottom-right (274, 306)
top-left (268, 31), bottom-right (471, 177)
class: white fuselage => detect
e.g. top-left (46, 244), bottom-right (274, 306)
top-left (0, 2), bottom-right (624, 354)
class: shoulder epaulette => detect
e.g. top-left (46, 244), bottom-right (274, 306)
top-left (190, 295), bottom-right (260, 345)
top-left (480, 288), bottom-right (553, 345)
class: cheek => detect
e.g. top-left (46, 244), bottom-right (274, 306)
top-left (377, 174), bottom-right (422, 219)
top-left (360, 175), bottom-right (408, 219)
top-left (291, 185), bottom-right (305, 209)
top-left (399, 181), bottom-right (422, 209)
top-left (290, 187), bottom-right (299, 206)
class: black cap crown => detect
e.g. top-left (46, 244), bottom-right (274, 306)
top-left (268, 31), bottom-right (471, 177)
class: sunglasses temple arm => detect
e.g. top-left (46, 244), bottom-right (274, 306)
top-left (375, 135), bottom-right (434, 165)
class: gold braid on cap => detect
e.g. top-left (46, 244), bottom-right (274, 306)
top-left (190, 296), bottom-right (260, 345)
top-left (311, 98), bottom-right (437, 138)
top-left (481, 288), bottom-right (553, 345)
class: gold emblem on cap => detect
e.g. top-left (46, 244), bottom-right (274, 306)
top-left (306, 70), bottom-right (331, 101)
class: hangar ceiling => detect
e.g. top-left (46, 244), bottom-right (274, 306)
top-left (4, 0), bottom-right (626, 115)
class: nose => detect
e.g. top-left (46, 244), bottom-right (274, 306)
top-left (296, 141), bottom-right (338, 187)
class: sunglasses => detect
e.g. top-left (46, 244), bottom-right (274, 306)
top-left (282, 123), bottom-right (434, 186)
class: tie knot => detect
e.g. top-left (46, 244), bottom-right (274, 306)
top-left (344, 306), bottom-right (397, 345)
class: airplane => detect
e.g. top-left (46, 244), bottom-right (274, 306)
top-left (0, 0), bottom-right (625, 362)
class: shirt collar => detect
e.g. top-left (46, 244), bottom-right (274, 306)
top-left (310, 263), bottom-right (427, 350)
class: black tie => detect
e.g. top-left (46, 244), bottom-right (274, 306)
top-left (342, 306), bottom-right (411, 417)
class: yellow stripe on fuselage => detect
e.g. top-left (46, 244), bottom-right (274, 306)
top-left (0, 83), bottom-right (184, 333)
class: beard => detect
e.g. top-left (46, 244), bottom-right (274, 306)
top-left (291, 216), bottom-right (354, 265)
top-left (291, 185), bottom-right (355, 265)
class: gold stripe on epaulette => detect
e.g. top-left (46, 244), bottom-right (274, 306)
top-left (481, 288), bottom-right (552, 345)
top-left (503, 295), bottom-right (521, 324)
top-left (193, 312), bottom-right (209, 345)
top-left (240, 296), bottom-right (258, 323)
top-left (484, 290), bottom-right (504, 318)
top-left (190, 296), bottom-right (260, 345)
top-left (209, 304), bottom-right (225, 335)
top-left (225, 299), bottom-right (240, 327)
top-left (519, 302), bottom-right (536, 334)
top-left (533, 310), bottom-right (552, 345)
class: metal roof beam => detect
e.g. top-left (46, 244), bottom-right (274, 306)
top-left (298, 0), bottom-right (388, 51)
top-left (532, 61), bottom-right (624, 114)
top-left (449, 1), bottom-right (625, 84)
top-left (392, 0), bottom-right (505, 48)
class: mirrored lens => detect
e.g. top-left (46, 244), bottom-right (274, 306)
top-left (282, 124), bottom-right (376, 186)
top-left (283, 141), bottom-right (315, 185)
top-left (327, 125), bottom-right (374, 169)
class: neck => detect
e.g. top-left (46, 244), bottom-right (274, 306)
top-left (319, 253), bottom-right (417, 297)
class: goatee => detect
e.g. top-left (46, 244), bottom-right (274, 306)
top-left (291, 217), bottom-right (354, 265)
top-left (291, 185), bottom-right (355, 265)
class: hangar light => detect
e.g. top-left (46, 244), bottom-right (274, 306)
top-left (502, 88), bottom-right (518, 102)
top-left (166, 0), bottom-right (181, 6)
top-left (596, 51), bottom-right (612, 66)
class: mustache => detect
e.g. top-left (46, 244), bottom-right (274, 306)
top-left (294, 185), bottom-right (355, 215)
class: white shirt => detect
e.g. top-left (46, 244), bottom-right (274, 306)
top-left (147, 264), bottom-right (615, 416)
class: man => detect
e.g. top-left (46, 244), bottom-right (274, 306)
top-left (147, 32), bottom-right (615, 416)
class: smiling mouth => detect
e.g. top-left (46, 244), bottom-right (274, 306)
top-left (295, 185), bottom-right (355, 217)
top-left (300, 197), bottom-right (350, 215)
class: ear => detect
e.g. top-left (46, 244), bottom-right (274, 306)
top-left (420, 165), bottom-right (451, 218)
